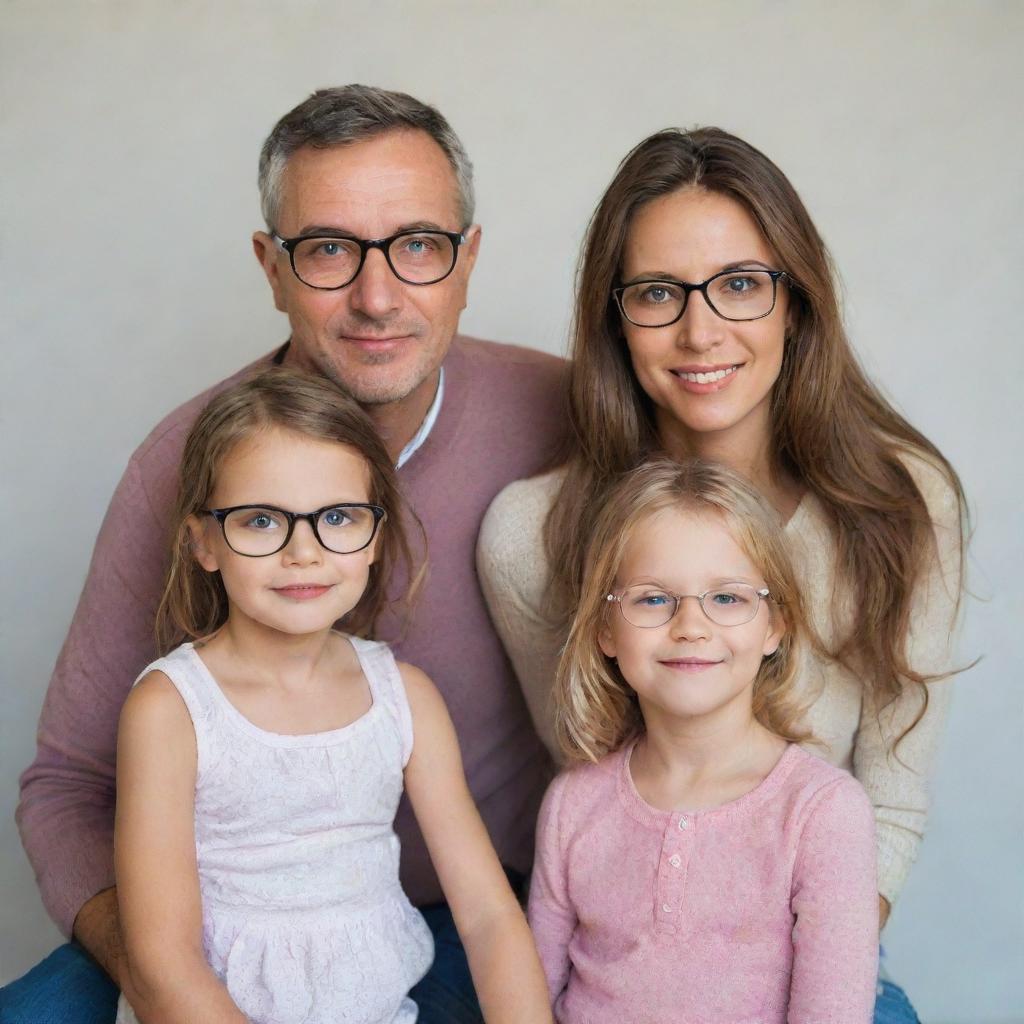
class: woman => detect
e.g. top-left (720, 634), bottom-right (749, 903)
top-left (478, 127), bottom-right (966, 1023)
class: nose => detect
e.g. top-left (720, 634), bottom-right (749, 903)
top-left (282, 518), bottom-right (324, 566)
top-left (675, 288), bottom-right (725, 353)
top-left (668, 594), bottom-right (711, 641)
top-left (347, 247), bottom-right (403, 319)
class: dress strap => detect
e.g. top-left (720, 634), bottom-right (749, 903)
top-left (348, 636), bottom-right (415, 766)
top-left (132, 643), bottom-right (219, 774)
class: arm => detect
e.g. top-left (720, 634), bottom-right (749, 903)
top-left (476, 473), bottom-right (564, 761)
top-left (526, 776), bottom-right (577, 1004)
top-left (401, 664), bottom-right (553, 1024)
top-left (853, 456), bottom-right (964, 908)
top-left (17, 452), bottom-right (175, 950)
top-left (114, 672), bottom-right (248, 1024)
top-left (789, 778), bottom-right (879, 1024)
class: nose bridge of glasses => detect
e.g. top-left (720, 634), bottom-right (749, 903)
top-left (283, 512), bottom-right (324, 554)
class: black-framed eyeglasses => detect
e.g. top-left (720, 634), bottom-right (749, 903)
top-left (274, 230), bottom-right (466, 290)
top-left (606, 583), bottom-right (771, 628)
top-left (613, 269), bottom-right (789, 327)
top-left (202, 503), bottom-right (386, 557)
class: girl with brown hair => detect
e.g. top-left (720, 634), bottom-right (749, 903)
top-left (478, 127), bottom-right (965, 1022)
top-left (114, 368), bottom-right (552, 1024)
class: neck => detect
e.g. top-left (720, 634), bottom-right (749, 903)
top-left (657, 407), bottom-right (801, 521)
top-left (363, 369), bottom-right (440, 465)
top-left (639, 696), bottom-right (773, 778)
top-left (206, 612), bottom-right (335, 690)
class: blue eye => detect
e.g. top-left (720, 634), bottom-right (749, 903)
top-left (321, 507), bottom-right (354, 528)
top-left (637, 282), bottom-right (683, 305)
top-left (630, 590), bottom-right (672, 608)
top-left (241, 510), bottom-right (280, 531)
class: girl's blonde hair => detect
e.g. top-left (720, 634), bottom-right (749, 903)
top-left (155, 367), bottom-right (419, 653)
top-left (556, 458), bottom-right (811, 764)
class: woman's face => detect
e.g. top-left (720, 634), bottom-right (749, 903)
top-left (619, 188), bottom-right (789, 456)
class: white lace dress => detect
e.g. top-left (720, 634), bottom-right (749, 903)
top-left (115, 636), bottom-right (434, 1024)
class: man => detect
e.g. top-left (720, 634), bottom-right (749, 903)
top-left (6, 85), bottom-right (566, 1024)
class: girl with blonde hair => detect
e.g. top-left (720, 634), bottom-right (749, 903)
top-left (529, 458), bottom-right (878, 1023)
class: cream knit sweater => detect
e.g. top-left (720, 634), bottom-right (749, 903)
top-left (477, 453), bottom-right (962, 905)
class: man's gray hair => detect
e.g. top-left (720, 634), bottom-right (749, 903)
top-left (258, 85), bottom-right (475, 233)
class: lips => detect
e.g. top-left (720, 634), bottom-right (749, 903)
top-left (658, 657), bottom-right (722, 672)
top-left (669, 363), bottom-right (741, 394)
top-left (272, 584), bottom-right (334, 601)
top-left (671, 364), bottom-right (740, 384)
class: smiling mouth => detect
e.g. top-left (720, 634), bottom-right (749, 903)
top-left (671, 365), bottom-right (740, 384)
top-left (272, 584), bottom-right (333, 600)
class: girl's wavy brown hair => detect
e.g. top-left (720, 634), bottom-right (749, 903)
top-left (546, 127), bottom-right (967, 746)
top-left (557, 458), bottom-right (811, 763)
top-left (155, 367), bottom-right (420, 653)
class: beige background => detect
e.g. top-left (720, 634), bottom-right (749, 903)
top-left (2, 2), bottom-right (1022, 1021)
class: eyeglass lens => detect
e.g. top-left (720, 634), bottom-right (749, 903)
top-left (221, 505), bottom-right (379, 556)
top-left (616, 583), bottom-right (764, 628)
top-left (618, 270), bottom-right (778, 326)
top-left (291, 232), bottom-right (458, 288)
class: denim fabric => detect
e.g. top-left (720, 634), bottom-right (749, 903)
top-left (0, 943), bottom-right (118, 1024)
top-left (874, 977), bottom-right (922, 1024)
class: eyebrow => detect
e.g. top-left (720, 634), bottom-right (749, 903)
top-left (622, 575), bottom-right (762, 590)
top-left (620, 259), bottom-right (774, 287)
top-left (293, 220), bottom-right (451, 238)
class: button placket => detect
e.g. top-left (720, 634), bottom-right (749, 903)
top-left (655, 813), bottom-right (695, 930)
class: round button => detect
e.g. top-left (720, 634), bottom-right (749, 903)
top-left (669, 854), bottom-right (682, 868)
top-left (678, 816), bottom-right (688, 830)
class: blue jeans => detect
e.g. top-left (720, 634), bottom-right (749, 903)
top-left (0, 902), bottom-right (484, 1024)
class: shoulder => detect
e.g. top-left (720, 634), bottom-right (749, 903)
top-left (450, 335), bottom-right (566, 383)
top-left (539, 752), bottom-right (622, 828)
top-left (482, 466), bottom-right (566, 544)
top-left (395, 660), bottom-right (449, 726)
top-left (478, 467), bottom-right (566, 599)
top-left (787, 747), bottom-right (874, 825)
top-left (447, 336), bottom-right (567, 418)
top-left (895, 446), bottom-right (963, 529)
top-left (119, 669), bottom-right (194, 743)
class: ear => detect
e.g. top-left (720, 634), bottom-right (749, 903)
top-left (597, 618), bottom-right (618, 660)
top-left (461, 223), bottom-right (482, 275)
top-left (186, 514), bottom-right (220, 573)
top-left (252, 231), bottom-right (288, 313)
top-left (365, 525), bottom-right (381, 568)
top-left (762, 608), bottom-right (785, 659)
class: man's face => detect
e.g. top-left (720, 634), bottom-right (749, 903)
top-left (253, 130), bottom-right (480, 408)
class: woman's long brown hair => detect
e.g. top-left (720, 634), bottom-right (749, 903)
top-left (156, 367), bottom-right (420, 653)
top-left (545, 127), bottom-right (967, 743)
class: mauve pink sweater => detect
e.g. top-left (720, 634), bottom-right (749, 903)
top-left (529, 742), bottom-right (878, 1024)
top-left (18, 336), bottom-right (567, 937)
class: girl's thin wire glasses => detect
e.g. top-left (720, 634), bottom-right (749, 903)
top-left (202, 503), bottom-right (386, 557)
top-left (606, 583), bottom-right (771, 628)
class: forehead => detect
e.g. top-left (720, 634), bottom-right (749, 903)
top-left (276, 129), bottom-right (463, 235)
top-left (623, 187), bottom-right (776, 275)
top-left (617, 506), bottom-right (761, 584)
top-left (213, 427), bottom-right (372, 505)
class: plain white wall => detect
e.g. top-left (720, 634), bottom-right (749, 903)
top-left (2, 3), bottom-right (1022, 1021)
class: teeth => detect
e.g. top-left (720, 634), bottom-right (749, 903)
top-left (678, 365), bottom-right (737, 384)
